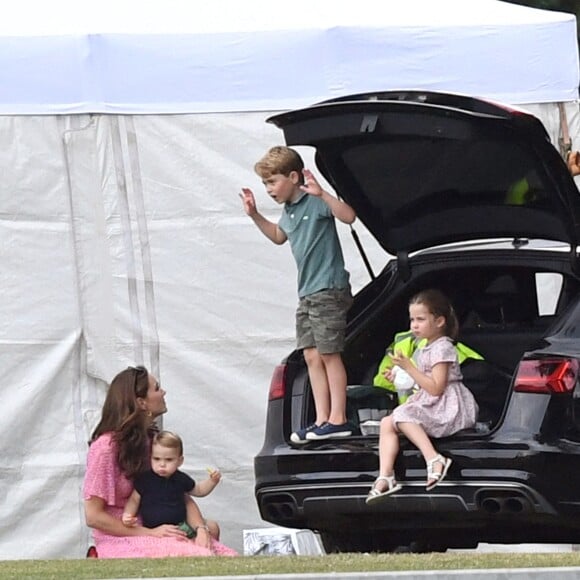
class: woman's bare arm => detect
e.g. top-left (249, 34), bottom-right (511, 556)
top-left (85, 496), bottom-right (186, 538)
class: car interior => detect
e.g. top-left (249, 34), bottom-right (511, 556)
top-left (338, 263), bottom-right (580, 436)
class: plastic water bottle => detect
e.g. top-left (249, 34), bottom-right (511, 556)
top-left (392, 365), bottom-right (414, 404)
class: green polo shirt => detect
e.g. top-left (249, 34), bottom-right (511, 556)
top-left (279, 193), bottom-right (349, 298)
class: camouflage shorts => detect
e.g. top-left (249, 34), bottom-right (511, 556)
top-left (296, 286), bottom-right (353, 354)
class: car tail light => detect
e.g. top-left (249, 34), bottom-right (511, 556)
top-left (268, 364), bottom-right (287, 401)
top-left (513, 358), bottom-right (579, 394)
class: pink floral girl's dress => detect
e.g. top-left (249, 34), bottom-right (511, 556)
top-left (391, 336), bottom-right (479, 437)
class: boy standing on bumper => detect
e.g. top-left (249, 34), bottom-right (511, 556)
top-left (240, 146), bottom-right (356, 443)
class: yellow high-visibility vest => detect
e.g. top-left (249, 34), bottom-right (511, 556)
top-left (373, 330), bottom-right (483, 392)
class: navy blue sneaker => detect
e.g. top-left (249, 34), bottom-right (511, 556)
top-left (306, 422), bottom-right (352, 440)
top-left (290, 423), bottom-right (321, 444)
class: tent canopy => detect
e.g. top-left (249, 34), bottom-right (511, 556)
top-left (0, 0), bottom-right (578, 115)
top-left (1, 0), bottom-right (580, 560)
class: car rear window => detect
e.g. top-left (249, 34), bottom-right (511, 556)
top-left (341, 137), bottom-right (551, 223)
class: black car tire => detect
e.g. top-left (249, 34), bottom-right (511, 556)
top-left (320, 531), bottom-right (399, 554)
top-left (320, 531), bottom-right (471, 554)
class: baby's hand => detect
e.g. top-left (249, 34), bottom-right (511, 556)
top-left (122, 513), bottom-right (138, 527)
top-left (383, 367), bottom-right (395, 382)
top-left (239, 188), bottom-right (257, 216)
top-left (207, 467), bottom-right (222, 485)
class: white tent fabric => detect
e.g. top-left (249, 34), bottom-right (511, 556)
top-left (0, 0), bottom-right (579, 560)
top-left (0, 0), bottom-right (578, 114)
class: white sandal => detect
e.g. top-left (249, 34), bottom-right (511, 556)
top-left (365, 475), bottom-right (402, 504)
top-left (426, 454), bottom-right (452, 491)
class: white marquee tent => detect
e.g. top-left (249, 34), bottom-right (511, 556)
top-left (0, 0), bottom-right (578, 559)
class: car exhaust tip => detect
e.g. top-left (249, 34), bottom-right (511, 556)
top-left (481, 497), bottom-right (502, 514)
top-left (261, 494), bottom-right (299, 522)
top-left (505, 497), bottom-right (527, 513)
top-left (478, 492), bottom-right (532, 515)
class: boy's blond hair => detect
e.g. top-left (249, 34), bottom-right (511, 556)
top-left (254, 146), bottom-right (305, 184)
top-left (153, 430), bottom-right (184, 456)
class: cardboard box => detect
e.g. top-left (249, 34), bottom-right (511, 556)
top-left (243, 526), bottom-right (325, 556)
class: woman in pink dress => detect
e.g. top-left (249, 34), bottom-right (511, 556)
top-left (366, 289), bottom-right (478, 504)
top-left (83, 366), bottom-right (238, 558)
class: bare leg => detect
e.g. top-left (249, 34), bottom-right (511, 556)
top-left (374, 415), bottom-right (400, 492)
top-left (320, 352), bottom-right (348, 425)
top-left (206, 519), bottom-right (220, 540)
top-left (397, 422), bottom-right (438, 462)
top-left (397, 422), bottom-right (446, 485)
top-left (303, 347), bottom-right (330, 425)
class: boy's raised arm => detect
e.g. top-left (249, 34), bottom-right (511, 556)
top-left (239, 188), bottom-right (287, 245)
top-left (301, 169), bottom-right (356, 225)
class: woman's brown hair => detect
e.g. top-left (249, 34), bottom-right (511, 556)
top-left (90, 366), bottom-right (153, 479)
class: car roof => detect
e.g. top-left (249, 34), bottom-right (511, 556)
top-left (268, 90), bottom-right (580, 255)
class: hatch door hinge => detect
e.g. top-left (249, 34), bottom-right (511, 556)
top-left (397, 251), bottom-right (411, 282)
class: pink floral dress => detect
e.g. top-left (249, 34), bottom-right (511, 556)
top-left (391, 336), bottom-right (479, 438)
top-left (83, 433), bottom-right (238, 558)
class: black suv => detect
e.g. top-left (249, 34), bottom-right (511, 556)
top-left (253, 90), bottom-right (580, 553)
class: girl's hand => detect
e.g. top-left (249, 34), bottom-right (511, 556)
top-left (147, 524), bottom-right (187, 538)
top-left (391, 351), bottom-right (413, 372)
top-left (239, 188), bottom-right (258, 216)
top-left (382, 367), bottom-right (395, 382)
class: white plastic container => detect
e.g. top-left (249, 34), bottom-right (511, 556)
top-left (359, 420), bottom-right (381, 436)
top-left (392, 365), bottom-right (415, 403)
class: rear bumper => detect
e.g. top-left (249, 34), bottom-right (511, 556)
top-left (257, 478), bottom-right (554, 522)
top-left (255, 435), bottom-right (580, 544)
top-left (255, 477), bottom-right (580, 544)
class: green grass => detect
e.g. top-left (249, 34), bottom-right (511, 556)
top-left (2, 553), bottom-right (580, 580)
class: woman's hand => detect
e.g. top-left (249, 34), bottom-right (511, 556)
top-left (147, 524), bottom-right (188, 538)
top-left (567, 151), bottom-right (580, 177)
top-left (194, 526), bottom-right (212, 549)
